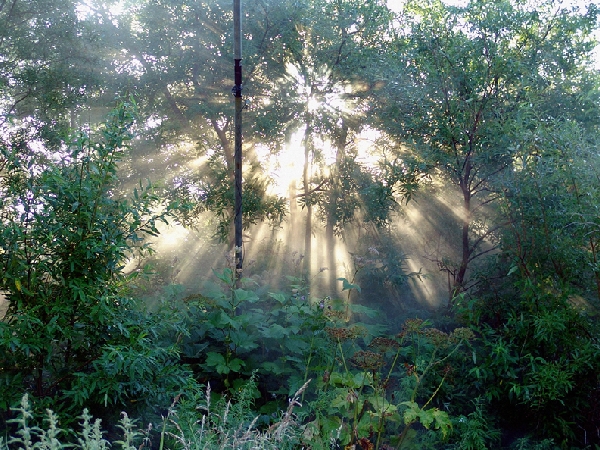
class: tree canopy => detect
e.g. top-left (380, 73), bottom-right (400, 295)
top-left (376, 0), bottom-right (600, 297)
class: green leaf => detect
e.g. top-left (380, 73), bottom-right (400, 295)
top-left (353, 371), bottom-right (373, 387)
top-left (431, 409), bottom-right (452, 438)
top-left (368, 398), bottom-right (398, 418)
top-left (205, 352), bottom-right (225, 367)
top-left (401, 401), bottom-right (420, 425)
top-left (233, 288), bottom-right (259, 303)
top-left (283, 337), bottom-right (310, 354)
top-left (331, 391), bottom-right (350, 409)
top-left (213, 268), bottom-right (234, 285)
top-left (268, 292), bottom-right (287, 304)
top-left (228, 358), bottom-right (245, 373)
top-left (419, 408), bottom-right (435, 428)
top-left (337, 277), bottom-right (361, 293)
top-left (260, 323), bottom-right (288, 340)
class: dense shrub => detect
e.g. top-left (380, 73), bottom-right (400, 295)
top-left (457, 281), bottom-right (600, 447)
top-left (0, 100), bottom-right (194, 423)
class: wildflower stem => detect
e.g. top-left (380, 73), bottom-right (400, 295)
top-left (301, 336), bottom-right (315, 402)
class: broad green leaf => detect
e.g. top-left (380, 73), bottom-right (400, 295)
top-left (401, 401), bottom-right (420, 425)
top-left (228, 358), bottom-right (245, 373)
top-left (213, 268), bottom-right (234, 285)
top-left (432, 409), bottom-right (452, 438)
top-left (260, 323), bottom-right (288, 339)
top-left (419, 408), bottom-right (435, 429)
top-left (337, 277), bottom-right (361, 293)
top-left (268, 292), bottom-right (287, 304)
top-left (233, 288), bottom-right (259, 303)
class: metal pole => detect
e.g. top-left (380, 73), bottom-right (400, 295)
top-left (233, 0), bottom-right (243, 281)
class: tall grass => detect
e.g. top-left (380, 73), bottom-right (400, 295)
top-left (1, 380), bottom-right (310, 450)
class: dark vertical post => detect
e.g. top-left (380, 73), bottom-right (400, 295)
top-left (233, 0), bottom-right (243, 281)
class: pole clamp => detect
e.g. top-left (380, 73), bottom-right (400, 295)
top-left (231, 84), bottom-right (243, 97)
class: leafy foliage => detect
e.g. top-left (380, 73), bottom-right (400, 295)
top-left (3, 1), bottom-right (600, 449)
top-left (303, 317), bottom-right (473, 449)
top-left (0, 100), bottom-right (192, 419)
top-left (0, 0), bottom-right (101, 133)
top-left (377, 0), bottom-right (600, 296)
top-left (170, 155), bottom-right (287, 242)
top-left (1, 385), bottom-right (307, 450)
top-left (497, 119), bottom-right (600, 296)
top-left (1, 394), bottom-right (137, 450)
top-left (453, 107), bottom-right (600, 447)
top-left (179, 266), bottom-right (332, 396)
top-left (457, 280), bottom-right (600, 445)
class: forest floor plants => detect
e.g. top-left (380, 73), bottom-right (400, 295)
top-left (175, 263), bottom-right (478, 449)
top-left (158, 375), bottom-right (309, 450)
top-left (302, 317), bottom-right (474, 450)
top-left (1, 394), bottom-right (138, 450)
top-left (0, 379), bottom-right (310, 450)
top-left (178, 261), bottom-right (334, 410)
top-left (455, 279), bottom-right (600, 447)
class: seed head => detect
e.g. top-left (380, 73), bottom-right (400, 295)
top-left (350, 350), bottom-right (384, 371)
top-left (400, 318), bottom-right (426, 335)
top-left (450, 327), bottom-right (475, 342)
top-left (325, 326), bottom-right (356, 341)
top-left (324, 308), bottom-right (346, 321)
top-left (369, 337), bottom-right (400, 352)
top-left (423, 328), bottom-right (449, 347)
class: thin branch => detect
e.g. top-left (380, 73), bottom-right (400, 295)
top-left (471, 164), bottom-right (509, 193)
top-left (471, 194), bottom-right (502, 212)
top-left (468, 244), bottom-right (500, 264)
top-left (468, 221), bottom-right (510, 257)
top-left (294, 179), bottom-right (327, 198)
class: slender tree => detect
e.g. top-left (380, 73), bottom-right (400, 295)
top-left (377, 0), bottom-right (600, 301)
top-left (270, 0), bottom-right (400, 281)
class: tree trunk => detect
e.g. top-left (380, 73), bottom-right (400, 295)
top-left (288, 178), bottom-right (298, 250)
top-left (211, 117), bottom-right (234, 172)
top-left (326, 218), bottom-right (335, 293)
top-left (452, 166), bottom-right (472, 302)
top-left (327, 120), bottom-right (348, 294)
top-left (303, 120), bottom-right (312, 281)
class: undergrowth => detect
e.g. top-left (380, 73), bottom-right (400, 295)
top-left (1, 377), bottom-right (309, 450)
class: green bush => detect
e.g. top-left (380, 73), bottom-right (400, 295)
top-left (2, 394), bottom-right (138, 450)
top-left (160, 374), bottom-right (307, 450)
top-left (179, 267), bottom-right (332, 397)
top-left (457, 282), bottom-right (600, 446)
top-left (300, 317), bottom-right (473, 449)
top-left (0, 99), bottom-right (193, 422)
